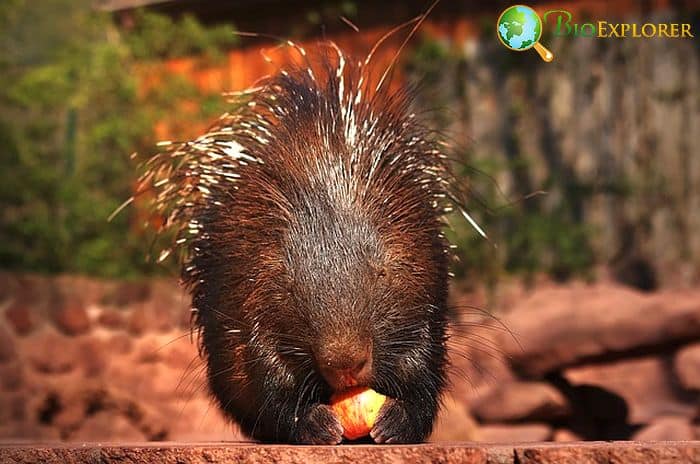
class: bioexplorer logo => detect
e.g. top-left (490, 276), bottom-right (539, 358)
top-left (497, 4), bottom-right (695, 62)
top-left (497, 5), bottom-right (554, 62)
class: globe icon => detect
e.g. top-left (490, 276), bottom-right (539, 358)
top-left (497, 5), bottom-right (542, 51)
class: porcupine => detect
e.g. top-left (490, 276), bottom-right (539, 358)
top-left (139, 39), bottom-right (484, 444)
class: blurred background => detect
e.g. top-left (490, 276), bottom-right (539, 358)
top-left (0, 0), bottom-right (699, 443)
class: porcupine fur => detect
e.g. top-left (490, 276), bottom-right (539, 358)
top-left (139, 42), bottom-right (479, 444)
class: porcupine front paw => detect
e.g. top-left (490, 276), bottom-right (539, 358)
top-left (294, 404), bottom-right (344, 444)
top-left (370, 398), bottom-right (427, 444)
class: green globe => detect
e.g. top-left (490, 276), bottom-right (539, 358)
top-left (497, 5), bottom-right (542, 51)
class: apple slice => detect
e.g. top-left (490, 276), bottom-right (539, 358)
top-left (330, 387), bottom-right (387, 440)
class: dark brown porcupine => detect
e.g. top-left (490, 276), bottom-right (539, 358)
top-left (138, 42), bottom-right (481, 444)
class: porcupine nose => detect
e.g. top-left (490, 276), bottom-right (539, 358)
top-left (317, 342), bottom-right (373, 391)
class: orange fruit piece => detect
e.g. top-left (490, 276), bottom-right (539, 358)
top-left (330, 387), bottom-right (387, 440)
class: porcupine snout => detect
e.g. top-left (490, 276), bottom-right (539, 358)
top-left (315, 335), bottom-right (373, 391)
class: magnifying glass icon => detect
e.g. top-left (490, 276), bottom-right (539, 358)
top-left (497, 5), bottom-right (554, 62)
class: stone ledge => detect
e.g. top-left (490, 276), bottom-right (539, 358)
top-left (1, 441), bottom-right (699, 463)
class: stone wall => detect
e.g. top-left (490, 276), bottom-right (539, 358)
top-left (450, 278), bottom-right (700, 442)
top-left (417, 7), bottom-right (700, 288)
top-left (2, 442), bottom-right (700, 464)
top-left (0, 273), bottom-right (238, 442)
top-left (0, 272), bottom-right (699, 443)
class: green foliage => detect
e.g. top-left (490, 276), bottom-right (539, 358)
top-left (125, 10), bottom-right (236, 61)
top-left (0, 0), bottom-right (236, 277)
top-left (447, 154), bottom-right (595, 288)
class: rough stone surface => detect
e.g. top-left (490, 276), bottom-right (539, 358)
top-left (0, 362), bottom-right (24, 391)
top-left (476, 423), bottom-right (552, 443)
top-left (101, 281), bottom-right (151, 307)
top-left (71, 413), bottom-right (145, 442)
top-left (26, 331), bottom-right (78, 374)
top-left (107, 333), bottom-right (133, 355)
top-left (513, 442), bottom-right (700, 464)
top-left (502, 283), bottom-right (700, 376)
top-left (552, 429), bottom-right (581, 442)
top-left (128, 303), bottom-right (176, 335)
top-left (443, 302), bottom-right (516, 407)
top-left (97, 309), bottom-right (127, 330)
top-left (471, 381), bottom-right (570, 423)
top-left (77, 338), bottom-right (108, 377)
top-left (430, 395), bottom-right (478, 441)
top-left (0, 324), bottom-right (16, 363)
top-left (675, 343), bottom-right (700, 391)
top-left (4, 272), bottom-right (700, 445)
top-left (0, 393), bottom-right (26, 424)
top-left (633, 416), bottom-right (695, 441)
top-left (563, 356), bottom-right (696, 423)
top-left (0, 272), bottom-right (18, 303)
top-left (5, 301), bottom-right (38, 335)
top-left (51, 297), bottom-right (90, 336)
top-left (2, 442), bottom-right (696, 464)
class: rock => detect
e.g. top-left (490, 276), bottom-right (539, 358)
top-left (108, 333), bottom-right (133, 355)
top-left (168, 397), bottom-right (242, 441)
top-left (430, 395), bottom-right (479, 441)
top-left (501, 282), bottom-right (700, 376)
top-left (633, 416), bottom-right (695, 441)
top-left (563, 356), bottom-right (696, 423)
top-left (107, 361), bottom-right (191, 401)
top-left (128, 302), bottom-right (175, 335)
top-left (2, 275), bottom-right (46, 336)
top-left (134, 402), bottom-right (171, 440)
top-left (150, 280), bottom-right (190, 321)
top-left (0, 362), bottom-right (23, 391)
top-left (77, 338), bottom-right (108, 377)
top-left (70, 411), bottom-right (144, 442)
top-left (471, 381), bottom-right (570, 423)
top-left (5, 301), bottom-right (39, 336)
top-left (0, 325), bottom-right (16, 363)
top-left (444, 308), bottom-right (516, 405)
top-left (0, 272), bottom-right (19, 303)
top-left (53, 275), bottom-right (106, 309)
top-left (513, 442), bottom-right (700, 464)
top-left (675, 343), bottom-right (700, 391)
top-left (101, 281), bottom-right (151, 307)
top-left (476, 423), bottom-right (552, 442)
top-left (135, 338), bottom-right (164, 363)
top-left (2, 442), bottom-right (700, 463)
top-left (163, 336), bottom-right (198, 370)
top-left (97, 308), bottom-right (126, 330)
top-left (26, 331), bottom-right (78, 374)
top-left (1, 421), bottom-right (61, 442)
top-left (51, 294), bottom-right (90, 336)
top-left (0, 393), bottom-right (27, 423)
top-left (51, 393), bottom-right (87, 432)
top-left (552, 429), bottom-right (582, 442)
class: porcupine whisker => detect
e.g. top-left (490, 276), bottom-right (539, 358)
top-left (375, 0), bottom-right (440, 93)
top-left (447, 305), bottom-right (521, 350)
top-left (174, 354), bottom-right (207, 398)
top-left (175, 362), bottom-right (210, 420)
top-left (291, 370), bottom-right (315, 432)
top-left (249, 391), bottom-right (274, 440)
top-left (446, 330), bottom-right (511, 355)
top-left (446, 342), bottom-right (508, 364)
top-left (448, 352), bottom-right (507, 387)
